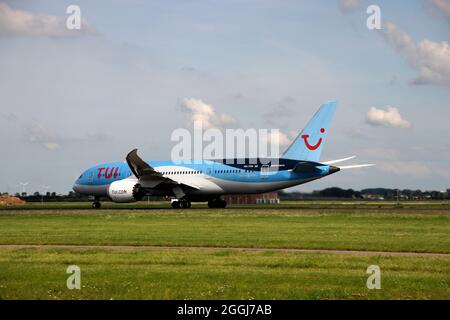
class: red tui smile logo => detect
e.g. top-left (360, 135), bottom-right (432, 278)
top-left (301, 128), bottom-right (325, 150)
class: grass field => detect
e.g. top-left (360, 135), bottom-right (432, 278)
top-left (0, 201), bottom-right (449, 299)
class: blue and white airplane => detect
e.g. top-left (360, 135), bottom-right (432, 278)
top-left (73, 101), bottom-right (373, 208)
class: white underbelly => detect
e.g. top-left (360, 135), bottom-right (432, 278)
top-left (189, 177), bottom-right (317, 195)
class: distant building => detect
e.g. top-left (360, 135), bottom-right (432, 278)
top-left (223, 192), bottom-right (279, 205)
top-left (362, 194), bottom-right (385, 200)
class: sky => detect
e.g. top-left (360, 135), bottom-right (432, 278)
top-left (0, 0), bottom-right (449, 194)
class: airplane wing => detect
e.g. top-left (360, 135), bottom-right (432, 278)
top-left (126, 149), bottom-right (199, 192)
top-left (126, 149), bottom-right (163, 181)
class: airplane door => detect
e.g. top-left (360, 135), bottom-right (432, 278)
top-left (88, 170), bottom-right (94, 183)
top-left (205, 166), bottom-right (212, 179)
top-left (261, 164), bottom-right (270, 179)
top-left (205, 162), bottom-right (214, 179)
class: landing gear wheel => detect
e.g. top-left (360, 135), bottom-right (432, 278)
top-left (171, 199), bottom-right (191, 209)
top-left (92, 201), bottom-right (101, 209)
top-left (180, 200), bottom-right (188, 209)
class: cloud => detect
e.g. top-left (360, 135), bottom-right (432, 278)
top-left (427, 0), bottom-right (450, 20)
top-left (26, 124), bottom-right (61, 151)
top-left (0, 2), bottom-right (96, 37)
top-left (378, 160), bottom-right (450, 178)
top-left (338, 0), bottom-right (363, 13)
top-left (342, 127), bottom-right (365, 139)
top-left (179, 67), bottom-right (211, 80)
top-left (262, 130), bottom-right (292, 147)
top-left (181, 98), bottom-right (236, 129)
top-left (379, 161), bottom-right (433, 177)
top-left (0, 111), bottom-right (17, 121)
top-left (380, 22), bottom-right (450, 86)
top-left (262, 96), bottom-right (296, 126)
top-left (232, 92), bottom-right (245, 100)
top-left (366, 106), bottom-right (411, 129)
top-left (389, 75), bottom-right (398, 86)
top-left (359, 146), bottom-right (450, 178)
top-left (85, 132), bottom-right (113, 142)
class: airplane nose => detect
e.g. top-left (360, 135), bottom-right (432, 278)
top-left (72, 183), bottom-right (80, 193)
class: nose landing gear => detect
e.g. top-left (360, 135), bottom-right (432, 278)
top-left (92, 197), bottom-right (101, 209)
top-left (92, 201), bottom-right (101, 209)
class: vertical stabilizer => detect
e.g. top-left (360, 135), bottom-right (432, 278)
top-left (282, 101), bottom-right (337, 161)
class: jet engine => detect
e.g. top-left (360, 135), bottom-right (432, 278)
top-left (107, 179), bottom-right (144, 203)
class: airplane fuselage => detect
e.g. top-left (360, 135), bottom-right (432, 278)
top-left (73, 158), bottom-right (338, 201)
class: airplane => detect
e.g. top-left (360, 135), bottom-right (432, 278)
top-left (73, 101), bottom-right (374, 209)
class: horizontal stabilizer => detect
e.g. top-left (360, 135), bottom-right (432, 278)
top-left (338, 164), bottom-right (375, 170)
top-left (323, 156), bottom-right (356, 165)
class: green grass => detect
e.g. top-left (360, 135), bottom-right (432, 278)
top-left (0, 248), bottom-right (449, 300)
top-left (0, 208), bottom-right (449, 253)
top-left (0, 202), bottom-right (449, 299)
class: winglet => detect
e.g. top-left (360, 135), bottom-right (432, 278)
top-left (126, 148), bottom-right (161, 178)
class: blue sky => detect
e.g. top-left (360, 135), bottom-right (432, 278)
top-left (0, 0), bottom-right (449, 193)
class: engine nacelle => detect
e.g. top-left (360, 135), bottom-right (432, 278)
top-left (107, 179), bottom-right (144, 203)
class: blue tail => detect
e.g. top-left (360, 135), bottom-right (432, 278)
top-left (282, 101), bottom-right (337, 162)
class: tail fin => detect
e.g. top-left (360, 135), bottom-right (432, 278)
top-left (282, 100), bottom-right (337, 161)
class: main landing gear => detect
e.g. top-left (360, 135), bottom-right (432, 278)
top-left (208, 198), bottom-right (227, 208)
top-left (171, 199), bottom-right (191, 209)
top-left (170, 198), bottom-right (227, 209)
top-left (92, 197), bottom-right (101, 209)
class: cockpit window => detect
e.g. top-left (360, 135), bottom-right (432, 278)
top-left (79, 174), bottom-right (83, 179)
